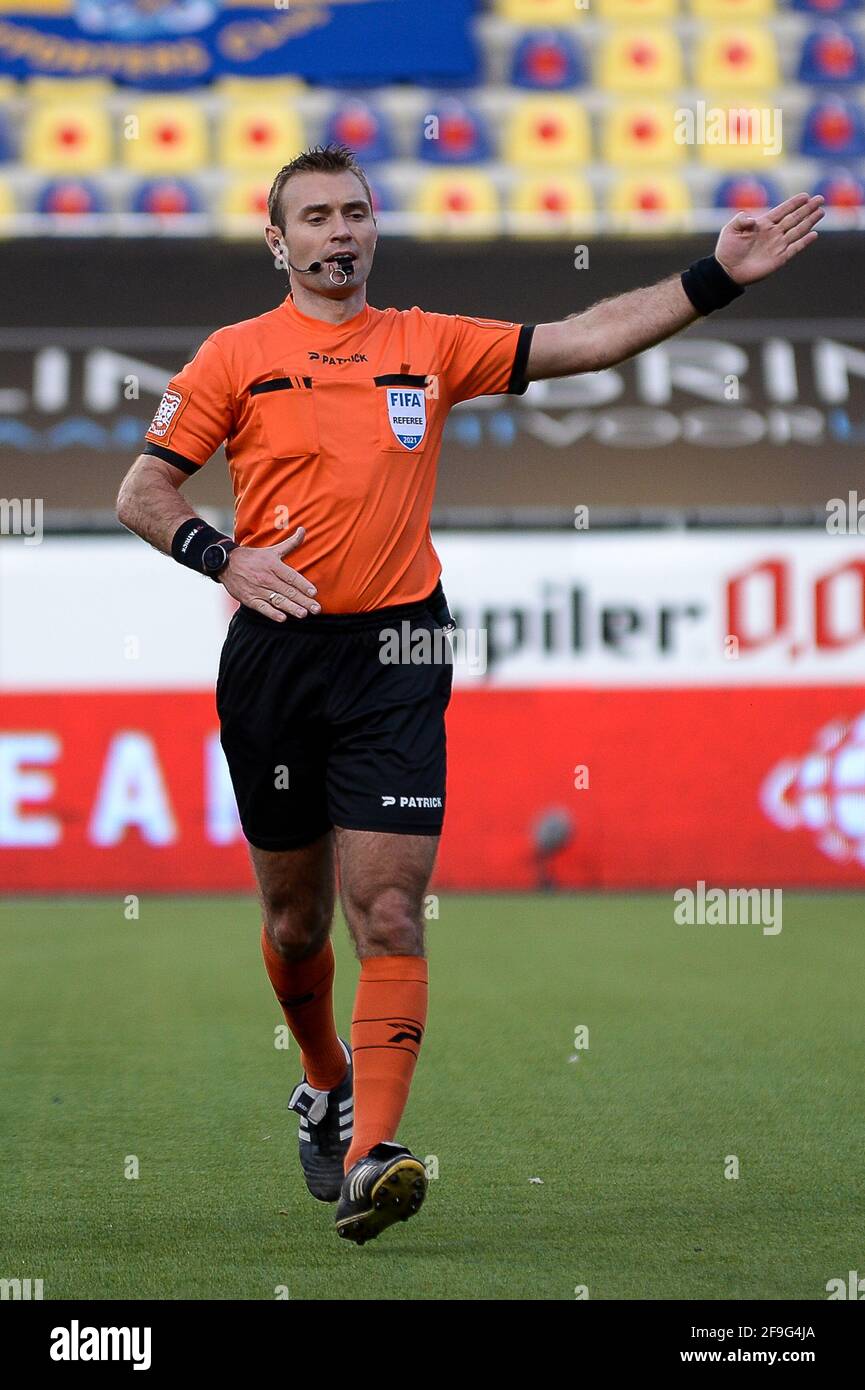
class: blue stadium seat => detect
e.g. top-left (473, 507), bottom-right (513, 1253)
top-left (418, 99), bottom-right (490, 163)
top-left (510, 31), bottom-right (584, 89)
top-left (790, 0), bottom-right (862, 12)
top-left (365, 178), bottom-right (393, 216)
top-left (130, 179), bottom-right (204, 216)
top-left (0, 110), bottom-right (15, 164)
top-left (814, 167), bottom-right (865, 206)
top-left (797, 26), bottom-right (865, 83)
top-left (713, 174), bottom-right (783, 210)
top-left (325, 99), bottom-right (391, 162)
top-left (800, 97), bottom-right (865, 157)
top-left (36, 179), bottom-right (107, 216)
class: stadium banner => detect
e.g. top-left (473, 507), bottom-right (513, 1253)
top-left (0, 0), bottom-right (477, 86)
top-left (2, 532), bottom-right (864, 892)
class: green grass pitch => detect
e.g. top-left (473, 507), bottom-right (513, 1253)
top-left (2, 892), bottom-right (862, 1301)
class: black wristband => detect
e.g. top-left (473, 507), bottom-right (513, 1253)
top-left (680, 255), bottom-right (745, 316)
top-left (171, 517), bottom-right (232, 574)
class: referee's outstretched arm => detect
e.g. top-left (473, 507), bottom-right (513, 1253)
top-left (526, 193), bottom-right (825, 381)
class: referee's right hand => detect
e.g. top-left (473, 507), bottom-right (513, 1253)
top-left (218, 527), bottom-right (321, 622)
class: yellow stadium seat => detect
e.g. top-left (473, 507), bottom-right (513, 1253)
top-left (0, 178), bottom-right (14, 234)
top-left (24, 102), bottom-right (112, 174)
top-left (695, 100), bottom-right (783, 165)
top-left (25, 77), bottom-right (112, 101)
top-left (598, 28), bottom-right (684, 93)
top-left (214, 77), bottom-right (306, 99)
top-left (504, 97), bottom-right (591, 167)
top-left (694, 27), bottom-right (779, 91)
top-left (508, 174), bottom-right (595, 235)
top-left (689, 0), bottom-right (775, 17)
top-left (597, 0), bottom-right (679, 20)
top-left (121, 99), bottom-right (208, 176)
top-left (219, 103), bottom-right (304, 172)
top-left (603, 102), bottom-right (685, 166)
top-left (412, 170), bottom-right (499, 237)
top-left (495, 0), bottom-right (587, 22)
top-left (607, 174), bottom-right (692, 232)
top-left (220, 177), bottom-right (272, 239)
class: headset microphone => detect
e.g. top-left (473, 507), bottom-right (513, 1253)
top-left (281, 246), bottom-right (355, 284)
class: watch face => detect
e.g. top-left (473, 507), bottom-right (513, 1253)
top-left (202, 543), bottom-right (226, 573)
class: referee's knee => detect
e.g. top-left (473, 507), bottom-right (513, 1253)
top-left (262, 901), bottom-right (332, 960)
top-left (342, 885), bottom-right (424, 956)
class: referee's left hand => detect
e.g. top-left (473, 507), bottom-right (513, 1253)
top-left (714, 193), bottom-right (825, 286)
top-left (219, 527), bottom-right (321, 622)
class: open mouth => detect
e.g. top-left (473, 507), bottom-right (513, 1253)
top-left (325, 253), bottom-right (357, 264)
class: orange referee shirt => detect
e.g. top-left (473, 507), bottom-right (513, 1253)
top-left (143, 294), bottom-right (534, 612)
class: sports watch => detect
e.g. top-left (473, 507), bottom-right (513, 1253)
top-left (201, 539), bottom-right (238, 581)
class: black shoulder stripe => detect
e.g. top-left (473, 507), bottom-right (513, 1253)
top-left (374, 373), bottom-right (428, 387)
top-left (507, 324), bottom-right (535, 395)
top-left (142, 441), bottom-right (201, 474)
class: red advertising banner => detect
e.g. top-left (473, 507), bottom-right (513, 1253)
top-left (2, 687), bottom-right (863, 892)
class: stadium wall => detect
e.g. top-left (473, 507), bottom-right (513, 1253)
top-left (2, 531), bottom-right (864, 892)
top-left (2, 234), bottom-right (864, 513)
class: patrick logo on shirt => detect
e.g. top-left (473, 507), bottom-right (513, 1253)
top-left (385, 386), bottom-right (427, 450)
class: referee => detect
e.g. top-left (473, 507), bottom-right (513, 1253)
top-left (116, 145), bottom-right (823, 1244)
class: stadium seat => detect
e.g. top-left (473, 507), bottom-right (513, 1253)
top-left (814, 168), bottom-right (865, 206)
top-left (504, 96), bottom-right (591, 167)
top-left (219, 177), bottom-right (271, 218)
top-left (790, 0), bottom-right (863, 13)
top-left (366, 179), bottom-right (392, 216)
top-left (689, 0), bottom-right (775, 16)
top-left (694, 27), bottom-right (780, 91)
top-left (696, 102), bottom-right (784, 165)
top-left (0, 178), bottom-right (13, 225)
top-left (800, 97), bottom-right (865, 157)
top-left (325, 99), bottom-right (391, 162)
top-left (0, 107), bottom-right (16, 164)
top-left (25, 77), bottom-right (112, 101)
top-left (495, 0), bottom-right (586, 22)
top-left (24, 101), bottom-right (112, 174)
top-left (418, 99), bottom-right (490, 163)
top-left (131, 179), bottom-right (204, 216)
top-left (214, 77), bottom-right (305, 99)
top-left (35, 179), bottom-right (107, 216)
top-left (597, 0), bottom-right (679, 19)
top-left (508, 173), bottom-right (594, 234)
top-left (713, 173), bottom-right (783, 209)
top-left (603, 103), bottom-right (684, 166)
top-left (121, 99), bottom-right (208, 176)
top-left (797, 26), bottom-right (865, 84)
top-left (219, 103), bottom-right (304, 173)
top-left (511, 31), bottom-right (584, 90)
top-left (412, 170), bottom-right (499, 236)
top-left (598, 29), bottom-right (684, 93)
top-left (607, 174), bottom-right (692, 229)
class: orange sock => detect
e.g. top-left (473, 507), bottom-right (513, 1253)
top-left (344, 955), bottom-right (428, 1172)
top-left (260, 926), bottom-right (347, 1092)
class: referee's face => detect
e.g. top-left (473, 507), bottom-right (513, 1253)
top-left (270, 170), bottom-right (378, 300)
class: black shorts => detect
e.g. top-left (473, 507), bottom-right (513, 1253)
top-left (216, 581), bottom-right (455, 851)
